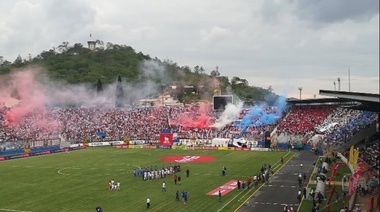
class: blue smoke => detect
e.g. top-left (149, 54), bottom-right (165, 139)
top-left (237, 95), bottom-right (287, 131)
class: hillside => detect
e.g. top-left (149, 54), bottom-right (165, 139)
top-left (0, 41), bottom-right (279, 105)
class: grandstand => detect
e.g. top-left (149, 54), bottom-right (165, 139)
top-left (0, 89), bottom-right (378, 211)
top-left (0, 90), bottom-right (378, 151)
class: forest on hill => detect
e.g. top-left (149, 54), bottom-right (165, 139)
top-left (0, 41), bottom-right (279, 105)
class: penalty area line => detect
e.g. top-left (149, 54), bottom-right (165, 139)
top-left (0, 209), bottom-right (32, 212)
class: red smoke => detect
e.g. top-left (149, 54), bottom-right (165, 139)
top-left (175, 103), bottom-right (214, 128)
top-left (2, 69), bottom-right (57, 131)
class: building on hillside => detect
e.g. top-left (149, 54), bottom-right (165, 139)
top-left (139, 95), bottom-right (183, 107)
top-left (87, 40), bottom-right (96, 50)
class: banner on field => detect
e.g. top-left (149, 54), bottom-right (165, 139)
top-left (234, 147), bottom-right (251, 151)
top-left (159, 133), bottom-right (173, 146)
top-left (206, 180), bottom-right (239, 196)
top-left (143, 145), bottom-right (158, 149)
top-left (218, 147), bottom-right (229, 151)
top-left (251, 147), bottom-right (270, 151)
top-left (172, 145), bottom-right (186, 150)
top-left (188, 146), bottom-right (218, 150)
top-left (114, 144), bottom-right (129, 149)
top-left (157, 145), bottom-right (172, 149)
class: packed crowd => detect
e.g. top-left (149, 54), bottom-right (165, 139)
top-left (0, 106), bottom-right (171, 142)
top-left (277, 105), bottom-right (336, 136)
top-left (168, 105), bottom-right (279, 141)
top-left (276, 105), bottom-right (377, 148)
top-left (322, 111), bottom-right (377, 146)
top-left (358, 141), bottom-right (379, 195)
top-left (0, 104), bottom-right (377, 150)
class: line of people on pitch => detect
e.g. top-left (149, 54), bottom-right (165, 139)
top-left (133, 164), bottom-right (181, 181)
top-left (107, 179), bottom-right (121, 190)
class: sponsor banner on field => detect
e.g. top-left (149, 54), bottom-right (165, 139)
top-left (115, 144), bottom-right (129, 149)
top-left (70, 146), bottom-right (86, 151)
top-left (111, 141), bottom-right (124, 145)
top-left (88, 142), bottom-right (110, 147)
top-left (52, 149), bottom-right (67, 153)
top-left (129, 145), bottom-right (143, 149)
top-left (206, 180), bottom-right (239, 196)
top-left (130, 140), bottom-right (146, 145)
top-left (251, 147), bottom-right (269, 151)
top-left (0, 147), bottom-right (86, 162)
top-left (157, 145), bottom-right (172, 149)
top-left (234, 147), bottom-right (251, 151)
top-left (143, 145), bottom-right (157, 149)
top-left (218, 147), bottom-right (229, 150)
top-left (172, 146), bottom-right (186, 150)
top-left (8, 153), bottom-right (30, 160)
top-left (188, 146), bottom-right (218, 150)
top-left (30, 150), bottom-right (51, 156)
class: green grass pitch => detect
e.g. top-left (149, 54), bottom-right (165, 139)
top-left (0, 147), bottom-right (293, 212)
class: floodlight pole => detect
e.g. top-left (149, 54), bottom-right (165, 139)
top-left (348, 68), bottom-right (351, 92)
top-left (337, 78), bottom-right (341, 91)
top-left (298, 87), bottom-right (303, 100)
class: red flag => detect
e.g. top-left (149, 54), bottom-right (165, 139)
top-left (160, 133), bottom-right (173, 146)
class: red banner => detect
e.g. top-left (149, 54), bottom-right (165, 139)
top-left (159, 133), bottom-right (173, 146)
top-left (206, 180), bottom-right (239, 196)
top-left (234, 147), bottom-right (252, 151)
top-left (349, 162), bottom-right (366, 197)
top-left (114, 144), bottom-right (129, 149)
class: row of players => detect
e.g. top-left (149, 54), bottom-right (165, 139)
top-left (133, 164), bottom-right (182, 181)
top-left (141, 167), bottom-right (177, 181)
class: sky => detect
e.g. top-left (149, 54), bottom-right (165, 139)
top-left (0, 0), bottom-right (378, 99)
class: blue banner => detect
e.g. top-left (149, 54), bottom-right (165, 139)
top-left (157, 145), bottom-right (172, 149)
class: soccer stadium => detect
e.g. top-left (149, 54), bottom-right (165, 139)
top-left (0, 86), bottom-right (378, 212)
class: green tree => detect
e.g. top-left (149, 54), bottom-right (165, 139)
top-left (96, 79), bottom-right (103, 93)
top-left (13, 55), bottom-right (23, 67)
top-left (115, 75), bottom-right (124, 107)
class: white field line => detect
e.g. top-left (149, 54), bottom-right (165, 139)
top-left (57, 166), bottom-right (81, 176)
top-left (217, 151), bottom-right (291, 212)
top-left (217, 191), bottom-right (245, 212)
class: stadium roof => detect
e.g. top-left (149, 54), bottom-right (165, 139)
top-left (286, 97), bottom-right (354, 104)
top-left (286, 90), bottom-right (379, 112)
top-left (319, 90), bottom-right (379, 112)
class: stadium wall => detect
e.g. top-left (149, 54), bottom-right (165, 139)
top-left (0, 145), bottom-right (61, 156)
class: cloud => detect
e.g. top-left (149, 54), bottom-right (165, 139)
top-left (294, 0), bottom-right (379, 24)
top-left (0, 0), bottom-right (378, 99)
top-left (200, 26), bottom-right (233, 44)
